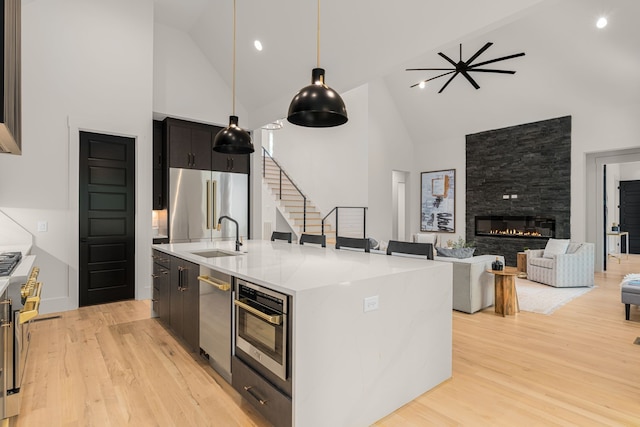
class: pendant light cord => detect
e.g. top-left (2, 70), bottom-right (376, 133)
top-left (316, 0), bottom-right (320, 68)
top-left (232, 0), bottom-right (237, 116)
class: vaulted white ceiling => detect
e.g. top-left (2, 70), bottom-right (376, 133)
top-left (154, 0), bottom-right (640, 143)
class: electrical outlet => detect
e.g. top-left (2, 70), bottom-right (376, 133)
top-left (37, 221), bottom-right (48, 232)
top-left (502, 194), bottom-right (510, 200)
top-left (364, 295), bottom-right (379, 312)
top-left (511, 194), bottom-right (518, 199)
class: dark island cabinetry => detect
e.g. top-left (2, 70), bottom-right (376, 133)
top-left (168, 255), bottom-right (200, 352)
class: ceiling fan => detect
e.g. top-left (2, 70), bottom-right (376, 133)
top-left (406, 42), bottom-right (525, 93)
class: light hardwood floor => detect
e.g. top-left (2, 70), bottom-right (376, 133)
top-left (15, 256), bottom-right (640, 426)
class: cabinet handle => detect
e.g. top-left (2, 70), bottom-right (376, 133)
top-left (234, 300), bottom-right (282, 325)
top-left (197, 275), bottom-right (230, 291)
top-left (243, 386), bottom-right (268, 405)
top-left (177, 266), bottom-right (184, 290)
top-left (151, 274), bottom-right (159, 279)
top-left (192, 153), bottom-right (196, 167)
top-left (230, 157), bottom-right (234, 170)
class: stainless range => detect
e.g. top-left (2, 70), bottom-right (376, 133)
top-left (1, 258), bottom-right (41, 421)
top-left (0, 252), bottom-right (21, 277)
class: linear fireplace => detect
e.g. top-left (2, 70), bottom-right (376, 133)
top-left (475, 216), bottom-right (555, 239)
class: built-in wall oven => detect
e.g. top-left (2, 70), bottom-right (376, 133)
top-left (233, 279), bottom-right (292, 426)
top-left (234, 279), bottom-right (288, 381)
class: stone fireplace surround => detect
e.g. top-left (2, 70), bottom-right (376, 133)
top-left (465, 116), bottom-right (571, 266)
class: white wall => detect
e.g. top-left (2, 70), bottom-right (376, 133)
top-left (367, 78), bottom-right (415, 243)
top-left (620, 162), bottom-right (640, 181)
top-left (0, 0), bottom-right (154, 313)
top-left (153, 23), bottom-right (247, 128)
top-left (262, 85), bottom-right (369, 217)
top-left (411, 135), bottom-right (466, 246)
top-left (605, 164), bottom-right (620, 228)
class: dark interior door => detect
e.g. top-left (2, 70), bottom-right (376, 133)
top-left (79, 131), bottom-right (135, 306)
top-left (620, 180), bottom-right (640, 254)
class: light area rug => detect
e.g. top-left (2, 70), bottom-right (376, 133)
top-left (515, 278), bottom-right (594, 315)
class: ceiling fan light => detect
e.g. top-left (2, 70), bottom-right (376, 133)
top-left (596, 17), bottom-right (608, 29)
top-left (213, 115), bottom-right (255, 154)
top-left (287, 68), bottom-right (348, 128)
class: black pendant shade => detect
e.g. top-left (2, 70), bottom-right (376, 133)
top-left (213, 115), bottom-right (254, 154)
top-left (287, 68), bottom-right (348, 128)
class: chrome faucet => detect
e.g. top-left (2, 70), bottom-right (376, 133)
top-left (217, 215), bottom-right (242, 252)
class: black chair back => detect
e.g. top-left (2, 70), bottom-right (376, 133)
top-left (386, 240), bottom-right (433, 260)
top-left (271, 231), bottom-right (292, 243)
top-left (335, 236), bottom-right (370, 253)
top-left (299, 233), bottom-right (326, 247)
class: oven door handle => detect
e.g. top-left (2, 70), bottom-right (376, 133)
top-left (197, 275), bottom-right (230, 291)
top-left (234, 300), bottom-right (282, 325)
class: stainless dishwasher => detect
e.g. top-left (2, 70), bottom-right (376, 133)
top-left (198, 266), bottom-right (233, 383)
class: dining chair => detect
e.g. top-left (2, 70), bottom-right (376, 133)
top-left (335, 236), bottom-right (370, 253)
top-left (271, 231), bottom-right (292, 243)
top-left (386, 240), bottom-right (433, 259)
top-left (299, 233), bottom-right (326, 247)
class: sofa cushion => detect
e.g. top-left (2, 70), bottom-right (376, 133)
top-left (529, 257), bottom-right (555, 269)
top-left (543, 238), bottom-right (570, 258)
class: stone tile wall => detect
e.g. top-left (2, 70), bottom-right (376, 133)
top-left (465, 116), bottom-right (571, 265)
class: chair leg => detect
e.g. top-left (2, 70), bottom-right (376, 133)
top-left (625, 303), bottom-right (630, 320)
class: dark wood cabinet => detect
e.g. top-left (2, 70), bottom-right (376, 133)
top-left (152, 250), bottom-right (170, 325)
top-left (152, 120), bottom-right (166, 209)
top-left (169, 255), bottom-right (200, 352)
top-left (212, 151), bottom-right (250, 174)
top-left (166, 117), bottom-right (213, 171)
top-left (211, 125), bottom-right (250, 174)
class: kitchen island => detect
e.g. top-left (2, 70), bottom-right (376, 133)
top-left (153, 240), bottom-right (452, 427)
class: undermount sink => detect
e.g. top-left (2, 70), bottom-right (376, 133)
top-left (190, 249), bottom-right (243, 258)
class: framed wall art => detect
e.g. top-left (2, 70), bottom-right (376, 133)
top-left (421, 169), bottom-right (455, 233)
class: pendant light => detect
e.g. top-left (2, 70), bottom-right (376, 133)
top-left (213, 0), bottom-right (254, 154)
top-left (287, 0), bottom-right (348, 128)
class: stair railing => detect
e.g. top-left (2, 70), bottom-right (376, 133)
top-left (322, 207), bottom-right (368, 240)
top-left (262, 147), bottom-right (307, 232)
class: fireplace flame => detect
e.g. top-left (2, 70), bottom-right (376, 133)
top-left (489, 229), bottom-right (543, 237)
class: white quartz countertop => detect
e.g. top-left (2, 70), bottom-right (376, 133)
top-left (153, 240), bottom-right (442, 295)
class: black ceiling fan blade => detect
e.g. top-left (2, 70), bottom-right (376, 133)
top-left (438, 52), bottom-right (458, 67)
top-left (410, 71), bottom-right (457, 88)
top-left (465, 42), bottom-right (493, 66)
top-left (406, 68), bottom-right (456, 71)
top-left (409, 70), bottom-right (456, 88)
top-left (460, 70), bottom-right (480, 90)
top-left (469, 52), bottom-right (525, 69)
top-left (467, 69), bottom-right (516, 74)
top-left (438, 71), bottom-right (459, 93)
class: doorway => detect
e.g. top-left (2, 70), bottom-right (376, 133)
top-left (392, 171), bottom-right (409, 241)
top-left (586, 149), bottom-right (640, 271)
top-left (79, 131), bottom-right (136, 306)
top-left (620, 180), bottom-right (640, 254)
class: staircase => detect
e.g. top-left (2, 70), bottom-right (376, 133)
top-left (262, 152), bottom-right (335, 240)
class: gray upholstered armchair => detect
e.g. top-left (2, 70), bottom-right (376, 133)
top-left (526, 242), bottom-right (595, 287)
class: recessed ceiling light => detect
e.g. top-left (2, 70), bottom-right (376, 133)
top-left (418, 81), bottom-right (426, 89)
top-left (596, 17), bottom-right (608, 29)
top-left (254, 40), bottom-right (263, 51)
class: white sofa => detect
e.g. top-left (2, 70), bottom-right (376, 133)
top-left (526, 242), bottom-right (595, 288)
top-left (434, 254), bottom-right (504, 314)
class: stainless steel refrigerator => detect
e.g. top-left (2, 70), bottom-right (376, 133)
top-left (169, 168), bottom-right (249, 243)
